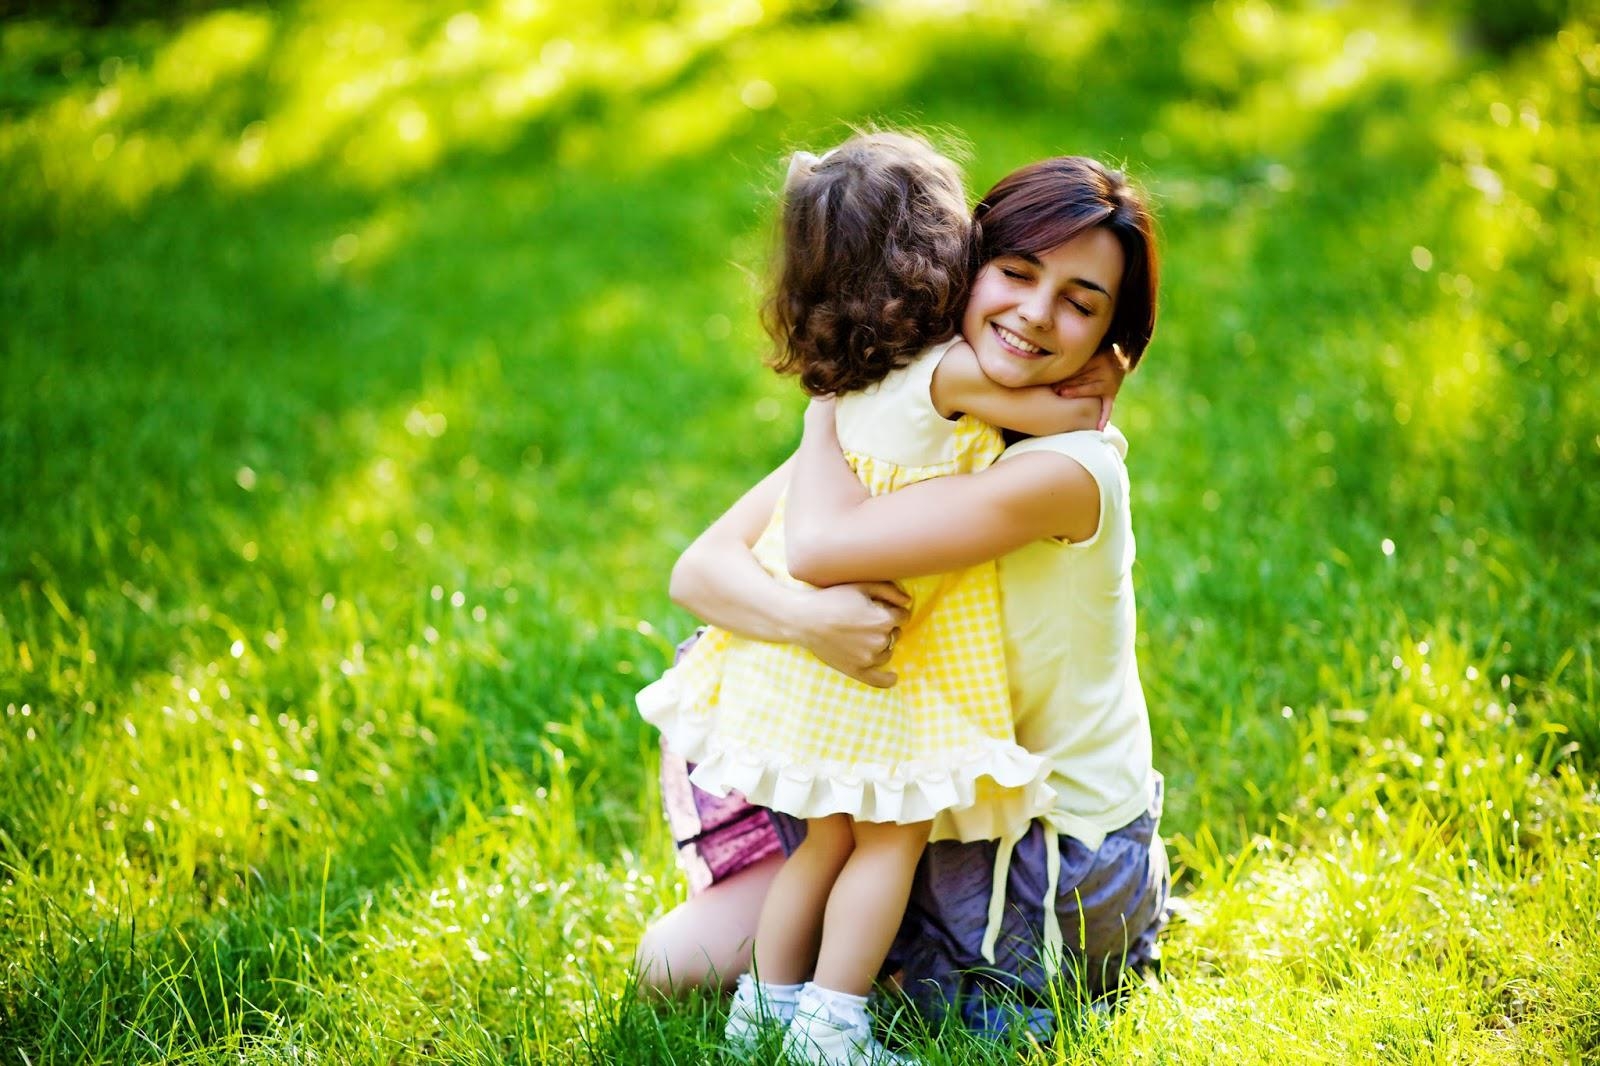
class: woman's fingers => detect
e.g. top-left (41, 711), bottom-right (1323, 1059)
top-left (800, 584), bottom-right (908, 687)
top-left (1049, 369), bottom-right (1100, 393)
top-left (857, 581), bottom-right (912, 613)
top-left (1053, 371), bottom-right (1107, 398)
top-left (1055, 349), bottom-right (1129, 399)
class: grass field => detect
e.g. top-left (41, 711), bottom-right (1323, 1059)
top-left (2, 1), bottom-right (1598, 1062)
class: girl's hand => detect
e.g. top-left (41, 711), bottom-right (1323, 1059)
top-left (793, 581), bottom-right (910, 688)
top-left (1052, 347), bottom-right (1130, 430)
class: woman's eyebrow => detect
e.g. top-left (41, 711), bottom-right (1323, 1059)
top-left (1013, 253), bottom-right (1111, 297)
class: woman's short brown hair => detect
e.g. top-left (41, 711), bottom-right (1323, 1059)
top-left (764, 132), bottom-right (974, 396)
top-left (974, 156), bottom-right (1159, 368)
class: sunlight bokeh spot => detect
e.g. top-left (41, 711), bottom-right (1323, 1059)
top-left (91, 85), bottom-right (121, 119)
top-left (331, 233), bottom-right (361, 264)
top-left (540, 37), bottom-right (575, 66)
top-left (396, 104), bottom-right (431, 143)
top-left (741, 77), bottom-right (777, 109)
top-left (446, 12), bottom-right (482, 45)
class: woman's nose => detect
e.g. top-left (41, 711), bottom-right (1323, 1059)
top-left (1018, 295), bottom-right (1052, 329)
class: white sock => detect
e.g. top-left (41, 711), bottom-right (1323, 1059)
top-left (758, 979), bottom-right (804, 1014)
top-left (735, 974), bottom-right (804, 1021)
top-left (801, 982), bottom-right (871, 1025)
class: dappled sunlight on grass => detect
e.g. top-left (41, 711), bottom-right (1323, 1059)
top-left (2, 0), bottom-right (1598, 1060)
top-left (2, 0), bottom-right (1020, 215)
top-left (4, 1), bottom-right (774, 209)
top-left (1, 10), bottom-right (274, 212)
top-left (0, 0), bottom-right (1148, 225)
top-left (149, 8), bottom-right (273, 98)
top-left (1378, 309), bottom-right (1507, 457)
top-left (1159, 630), bottom-right (1600, 1061)
top-left (1165, 1), bottom-right (1453, 165)
top-left (289, 756), bottom-right (687, 1059)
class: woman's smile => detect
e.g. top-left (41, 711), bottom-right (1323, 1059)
top-left (992, 323), bottom-right (1049, 356)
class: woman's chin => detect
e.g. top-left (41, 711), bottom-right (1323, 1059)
top-left (975, 352), bottom-right (1041, 389)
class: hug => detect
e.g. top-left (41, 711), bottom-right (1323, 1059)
top-left (636, 131), bottom-right (1167, 1064)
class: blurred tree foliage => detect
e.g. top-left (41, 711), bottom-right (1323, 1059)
top-left (1440, 0), bottom-right (1588, 51)
top-left (0, 0), bottom-right (243, 25)
top-left (4, 0), bottom-right (1588, 53)
top-left (0, 0), bottom-right (867, 26)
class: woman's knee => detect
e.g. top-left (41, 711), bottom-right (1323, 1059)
top-left (634, 906), bottom-right (706, 995)
top-left (634, 855), bottom-right (783, 995)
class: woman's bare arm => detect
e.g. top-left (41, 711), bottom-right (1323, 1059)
top-left (669, 458), bottom-right (910, 687)
top-left (784, 401), bottom-right (1102, 586)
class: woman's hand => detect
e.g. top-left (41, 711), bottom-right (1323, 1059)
top-left (669, 453), bottom-right (910, 687)
top-left (791, 581), bottom-right (910, 688)
top-left (1052, 346), bottom-right (1130, 430)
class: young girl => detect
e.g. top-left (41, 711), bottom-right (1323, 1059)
top-left (637, 132), bottom-right (1111, 1064)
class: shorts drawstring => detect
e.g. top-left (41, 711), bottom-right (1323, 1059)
top-left (981, 811), bottom-right (1109, 971)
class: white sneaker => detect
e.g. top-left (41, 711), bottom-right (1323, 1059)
top-left (779, 986), bottom-right (916, 1066)
top-left (724, 973), bottom-right (798, 1057)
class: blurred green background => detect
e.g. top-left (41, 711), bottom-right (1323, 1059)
top-left (2, 1), bottom-right (1598, 1062)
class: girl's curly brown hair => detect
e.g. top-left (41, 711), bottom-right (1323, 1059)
top-left (763, 132), bottom-right (974, 396)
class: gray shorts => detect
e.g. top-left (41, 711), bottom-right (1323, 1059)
top-left (889, 778), bottom-right (1168, 1034)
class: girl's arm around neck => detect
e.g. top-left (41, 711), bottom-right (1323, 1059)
top-left (669, 457), bottom-right (909, 687)
top-left (785, 400), bottom-right (1101, 586)
top-left (930, 340), bottom-right (1104, 436)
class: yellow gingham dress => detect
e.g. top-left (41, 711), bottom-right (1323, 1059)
top-left (637, 339), bottom-right (1053, 838)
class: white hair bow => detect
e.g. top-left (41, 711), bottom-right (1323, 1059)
top-left (785, 148), bottom-right (835, 188)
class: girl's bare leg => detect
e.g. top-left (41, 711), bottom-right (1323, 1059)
top-left (752, 814), bottom-right (854, 984)
top-left (813, 819), bottom-right (931, 995)
top-left (634, 853), bottom-right (784, 995)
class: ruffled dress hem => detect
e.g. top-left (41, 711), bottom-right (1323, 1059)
top-left (639, 671), bottom-right (1057, 833)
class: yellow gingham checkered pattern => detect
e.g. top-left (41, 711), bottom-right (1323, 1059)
top-left (668, 414), bottom-right (1028, 830)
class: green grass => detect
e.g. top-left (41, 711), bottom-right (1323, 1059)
top-left (2, 0), bottom-right (1598, 1062)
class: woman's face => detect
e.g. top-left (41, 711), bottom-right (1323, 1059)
top-left (961, 226), bottom-right (1124, 389)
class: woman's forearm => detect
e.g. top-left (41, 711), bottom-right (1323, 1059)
top-left (668, 460), bottom-right (809, 643)
top-left (667, 455), bottom-right (907, 687)
top-left (671, 531), bottom-right (818, 645)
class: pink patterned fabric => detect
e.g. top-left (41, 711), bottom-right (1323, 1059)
top-left (659, 739), bottom-right (783, 893)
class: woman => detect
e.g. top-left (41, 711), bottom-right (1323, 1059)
top-left (637, 155), bottom-right (1168, 1037)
